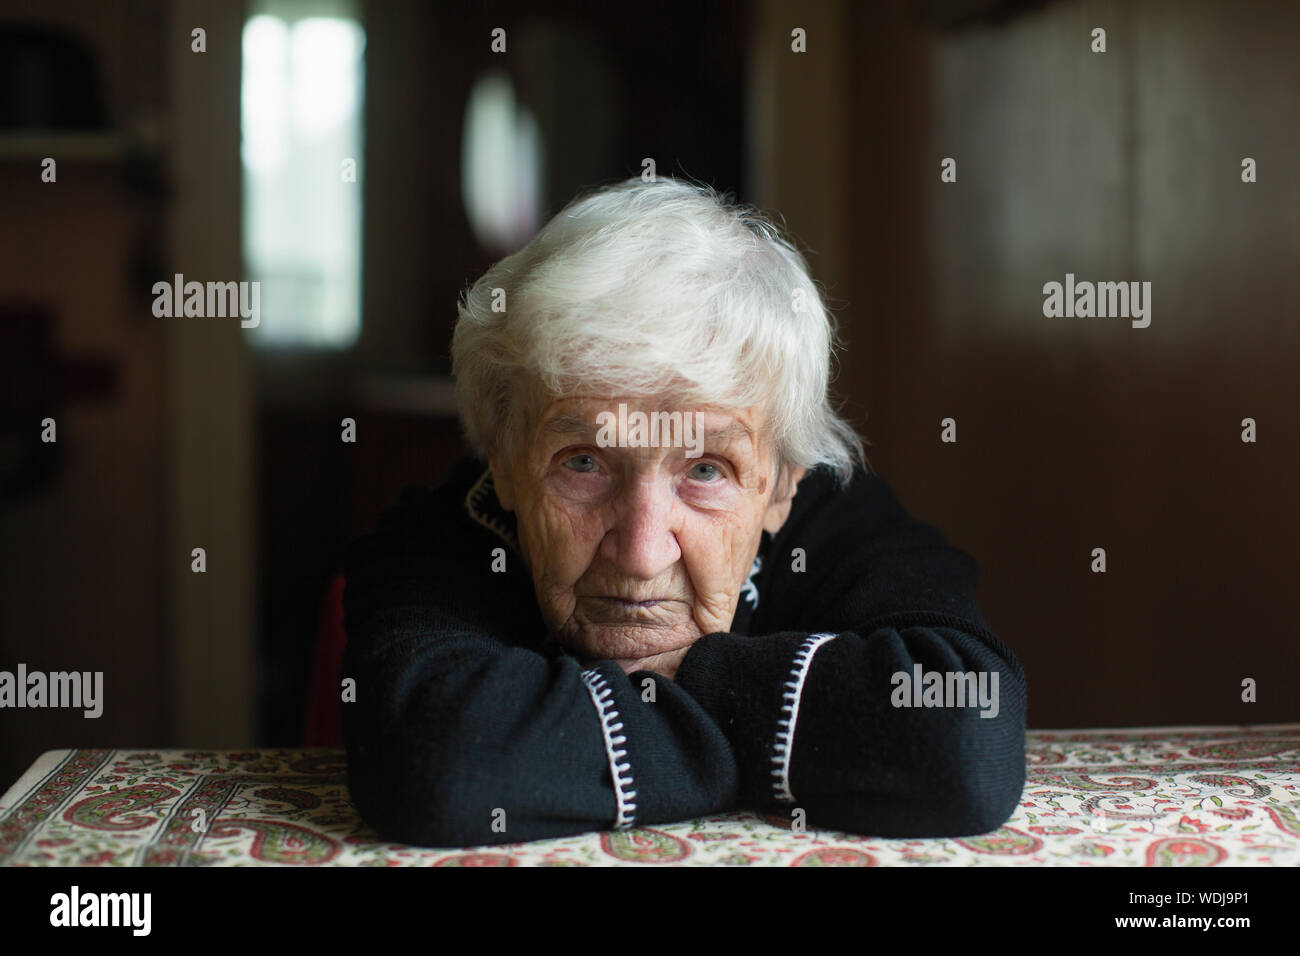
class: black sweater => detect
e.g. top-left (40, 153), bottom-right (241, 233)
top-left (340, 456), bottom-right (1027, 847)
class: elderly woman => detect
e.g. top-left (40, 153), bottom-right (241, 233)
top-left (341, 177), bottom-right (1026, 847)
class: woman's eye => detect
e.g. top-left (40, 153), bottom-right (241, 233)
top-left (562, 454), bottom-right (599, 473)
top-left (688, 461), bottom-right (721, 481)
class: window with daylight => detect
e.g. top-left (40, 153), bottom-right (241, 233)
top-left (240, 0), bottom-right (365, 347)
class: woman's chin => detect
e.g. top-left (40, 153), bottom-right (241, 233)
top-left (559, 623), bottom-right (700, 665)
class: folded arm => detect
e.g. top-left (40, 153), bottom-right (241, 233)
top-left (340, 484), bottom-right (740, 847)
top-left (673, 468), bottom-right (1027, 837)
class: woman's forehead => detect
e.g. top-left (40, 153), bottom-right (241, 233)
top-left (535, 396), bottom-right (762, 440)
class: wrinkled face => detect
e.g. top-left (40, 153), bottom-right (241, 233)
top-left (490, 391), bottom-right (803, 667)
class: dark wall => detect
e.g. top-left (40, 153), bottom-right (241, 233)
top-left (839, 0), bottom-right (1299, 729)
top-left (0, 0), bottom-right (172, 791)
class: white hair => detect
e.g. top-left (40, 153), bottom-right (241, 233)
top-left (451, 176), bottom-right (866, 487)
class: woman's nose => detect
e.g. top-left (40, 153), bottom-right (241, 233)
top-left (599, 479), bottom-right (681, 579)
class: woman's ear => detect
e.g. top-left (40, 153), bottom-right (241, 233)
top-left (762, 465), bottom-right (806, 534)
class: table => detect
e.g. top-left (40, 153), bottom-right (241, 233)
top-left (3, 724), bottom-right (1297, 866)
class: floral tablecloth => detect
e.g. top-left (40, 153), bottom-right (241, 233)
top-left (2, 724), bottom-right (1297, 866)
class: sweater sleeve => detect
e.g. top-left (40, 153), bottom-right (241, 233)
top-left (339, 480), bottom-right (739, 848)
top-left (672, 466), bottom-right (1027, 838)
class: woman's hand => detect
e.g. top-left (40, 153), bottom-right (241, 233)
top-left (615, 645), bottom-right (692, 681)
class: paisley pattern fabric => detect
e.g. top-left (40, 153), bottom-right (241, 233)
top-left (2, 724), bottom-right (1297, 866)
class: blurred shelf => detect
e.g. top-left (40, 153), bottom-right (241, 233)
top-left (354, 374), bottom-right (459, 417)
top-left (0, 130), bottom-right (164, 163)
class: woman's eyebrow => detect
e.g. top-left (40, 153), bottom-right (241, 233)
top-left (540, 414), bottom-right (597, 437)
top-left (702, 420), bottom-right (755, 446)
